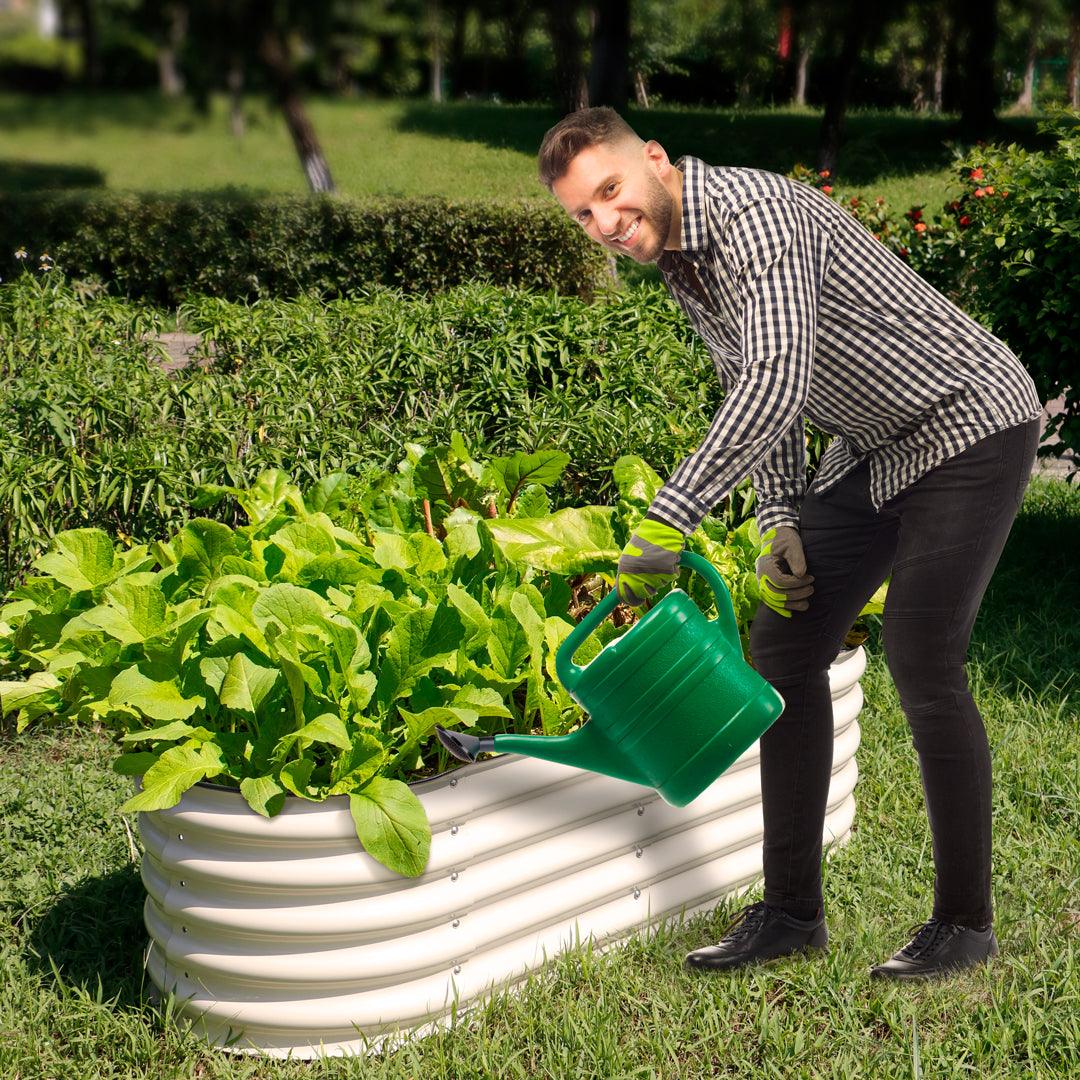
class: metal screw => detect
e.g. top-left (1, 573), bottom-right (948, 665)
top-left (450, 824), bottom-right (459, 835)
top-left (635, 848), bottom-right (643, 858)
top-left (179, 880), bottom-right (186, 887)
top-left (636, 806), bottom-right (645, 816)
top-left (453, 965), bottom-right (462, 974)
top-left (450, 872), bottom-right (459, 881)
top-left (181, 926), bottom-right (188, 934)
top-left (177, 833), bottom-right (184, 841)
top-left (449, 778), bottom-right (458, 787)
top-left (633, 888), bottom-right (641, 899)
top-left (452, 919), bottom-right (460, 928)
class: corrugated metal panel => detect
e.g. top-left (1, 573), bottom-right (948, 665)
top-left (141, 647), bottom-right (867, 1058)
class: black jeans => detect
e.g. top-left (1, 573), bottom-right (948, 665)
top-left (749, 419), bottom-right (1040, 928)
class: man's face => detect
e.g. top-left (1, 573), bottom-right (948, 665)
top-left (551, 140), bottom-right (677, 264)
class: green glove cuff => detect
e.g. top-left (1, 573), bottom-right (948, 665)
top-left (633, 516), bottom-right (685, 553)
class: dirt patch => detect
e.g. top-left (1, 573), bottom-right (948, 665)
top-left (148, 331), bottom-right (214, 373)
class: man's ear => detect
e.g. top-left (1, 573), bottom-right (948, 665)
top-left (643, 139), bottom-right (671, 176)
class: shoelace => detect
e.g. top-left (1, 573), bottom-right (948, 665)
top-left (899, 918), bottom-right (964, 959)
top-left (718, 900), bottom-right (772, 944)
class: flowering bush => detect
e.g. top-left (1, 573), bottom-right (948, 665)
top-left (790, 116), bottom-right (1079, 469)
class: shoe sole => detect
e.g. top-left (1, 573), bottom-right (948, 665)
top-left (684, 943), bottom-right (828, 973)
top-left (869, 955), bottom-right (996, 981)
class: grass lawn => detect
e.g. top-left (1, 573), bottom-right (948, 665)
top-left (1, 476), bottom-right (1076, 1078)
top-left (0, 94), bottom-right (1050, 214)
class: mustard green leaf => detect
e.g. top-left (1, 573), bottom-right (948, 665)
top-left (349, 778), bottom-right (430, 877)
top-left (109, 667), bottom-right (206, 721)
top-left (120, 742), bottom-right (225, 813)
top-left (34, 529), bottom-right (117, 594)
top-left (239, 775), bottom-right (287, 817)
top-left (219, 652), bottom-right (280, 716)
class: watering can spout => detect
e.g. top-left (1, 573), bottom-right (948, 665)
top-left (434, 722), bottom-right (650, 789)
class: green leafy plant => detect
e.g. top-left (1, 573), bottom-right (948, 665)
top-left (1, 442), bottom-right (885, 877)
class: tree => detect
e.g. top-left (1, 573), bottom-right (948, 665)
top-left (814, 1), bottom-right (892, 173)
top-left (951, 0), bottom-right (999, 136)
top-left (588, 0), bottom-right (631, 108)
top-left (182, 0), bottom-right (342, 193)
top-left (545, 0), bottom-right (588, 114)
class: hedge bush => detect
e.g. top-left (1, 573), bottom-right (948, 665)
top-left (0, 191), bottom-right (610, 304)
top-left (949, 117), bottom-right (1080, 467)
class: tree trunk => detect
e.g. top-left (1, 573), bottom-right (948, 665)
top-left (227, 56), bottom-right (245, 140)
top-left (931, 31), bottom-right (946, 113)
top-left (73, 0), bottom-right (100, 88)
top-left (634, 68), bottom-right (650, 108)
top-left (449, 0), bottom-right (467, 98)
top-left (1070, 11), bottom-right (1080, 109)
top-left (794, 43), bottom-right (811, 105)
top-left (258, 26), bottom-right (336, 193)
top-left (547, 0), bottom-right (588, 114)
top-left (430, 0), bottom-right (444, 103)
top-left (499, 1), bottom-right (532, 102)
top-left (1014, 27), bottom-right (1039, 112)
top-left (816, 6), bottom-right (870, 173)
top-left (588, 0), bottom-right (630, 108)
top-left (953, 0), bottom-right (998, 137)
top-left (157, 3), bottom-right (187, 97)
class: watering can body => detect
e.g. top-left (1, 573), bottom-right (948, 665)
top-left (435, 551), bottom-right (784, 806)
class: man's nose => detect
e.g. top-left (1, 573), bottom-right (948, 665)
top-left (595, 206), bottom-right (621, 238)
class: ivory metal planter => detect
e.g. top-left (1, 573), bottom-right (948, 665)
top-left (139, 646), bottom-right (867, 1058)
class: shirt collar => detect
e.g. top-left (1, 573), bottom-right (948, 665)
top-left (674, 155), bottom-right (709, 255)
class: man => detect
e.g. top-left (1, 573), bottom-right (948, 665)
top-left (538, 107), bottom-right (1040, 980)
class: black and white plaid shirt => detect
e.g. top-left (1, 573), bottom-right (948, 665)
top-left (649, 156), bottom-right (1042, 537)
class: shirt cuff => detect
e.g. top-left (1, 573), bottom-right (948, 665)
top-left (646, 486), bottom-right (712, 537)
top-left (754, 501), bottom-right (801, 536)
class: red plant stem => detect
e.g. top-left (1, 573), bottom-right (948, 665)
top-left (422, 498), bottom-right (435, 538)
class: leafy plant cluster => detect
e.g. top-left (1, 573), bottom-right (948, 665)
top-left (0, 442), bottom-right (790, 877)
top-left (1, 274), bottom-right (819, 596)
top-left (0, 190), bottom-right (609, 305)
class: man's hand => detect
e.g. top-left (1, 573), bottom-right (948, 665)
top-left (756, 526), bottom-right (815, 617)
top-left (617, 515), bottom-right (686, 607)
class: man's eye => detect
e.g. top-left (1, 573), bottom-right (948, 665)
top-left (606, 183), bottom-right (617, 195)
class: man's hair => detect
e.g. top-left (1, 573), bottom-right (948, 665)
top-left (537, 106), bottom-right (642, 190)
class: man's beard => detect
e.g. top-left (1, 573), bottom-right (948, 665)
top-left (630, 170), bottom-right (674, 263)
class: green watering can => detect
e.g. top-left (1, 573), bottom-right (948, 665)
top-left (434, 551), bottom-right (785, 807)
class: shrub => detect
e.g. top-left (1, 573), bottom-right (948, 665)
top-left (0, 191), bottom-right (609, 304)
top-left (0, 273), bottom-right (754, 595)
top-left (949, 117), bottom-right (1080, 468)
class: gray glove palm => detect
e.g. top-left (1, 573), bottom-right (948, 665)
top-left (755, 525), bottom-right (815, 617)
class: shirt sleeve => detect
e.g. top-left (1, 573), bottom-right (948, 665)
top-left (750, 412), bottom-right (806, 534)
top-left (647, 197), bottom-right (829, 535)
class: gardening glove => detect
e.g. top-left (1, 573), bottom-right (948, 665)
top-left (755, 526), bottom-right (815, 617)
top-left (617, 514), bottom-right (686, 607)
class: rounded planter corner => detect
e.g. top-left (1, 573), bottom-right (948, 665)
top-left (139, 646), bottom-right (867, 1058)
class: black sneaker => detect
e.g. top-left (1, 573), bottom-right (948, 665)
top-left (869, 918), bottom-right (998, 981)
top-left (684, 900), bottom-right (828, 972)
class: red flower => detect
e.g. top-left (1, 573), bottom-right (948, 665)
top-left (970, 167), bottom-right (984, 181)
top-left (959, 215), bottom-right (971, 227)
top-left (914, 222), bottom-right (927, 233)
top-left (949, 200), bottom-right (961, 211)
top-left (822, 185), bottom-right (833, 195)
top-left (974, 187), bottom-right (986, 198)
top-left (819, 169), bottom-right (831, 179)
top-left (875, 196), bottom-right (885, 205)
top-left (908, 207), bottom-right (923, 221)
top-left (985, 186), bottom-right (995, 195)
top-left (1000, 190), bottom-right (1009, 198)
top-left (849, 196), bottom-right (860, 207)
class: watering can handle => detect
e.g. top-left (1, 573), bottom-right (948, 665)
top-left (555, 550), bottom-right (744, 692)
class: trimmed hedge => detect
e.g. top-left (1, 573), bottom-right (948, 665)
top-left (0, 191), bottom-right (611, 304)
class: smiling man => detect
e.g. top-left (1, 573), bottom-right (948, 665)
top-left (538, 107), bottom-right (1042, 980)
